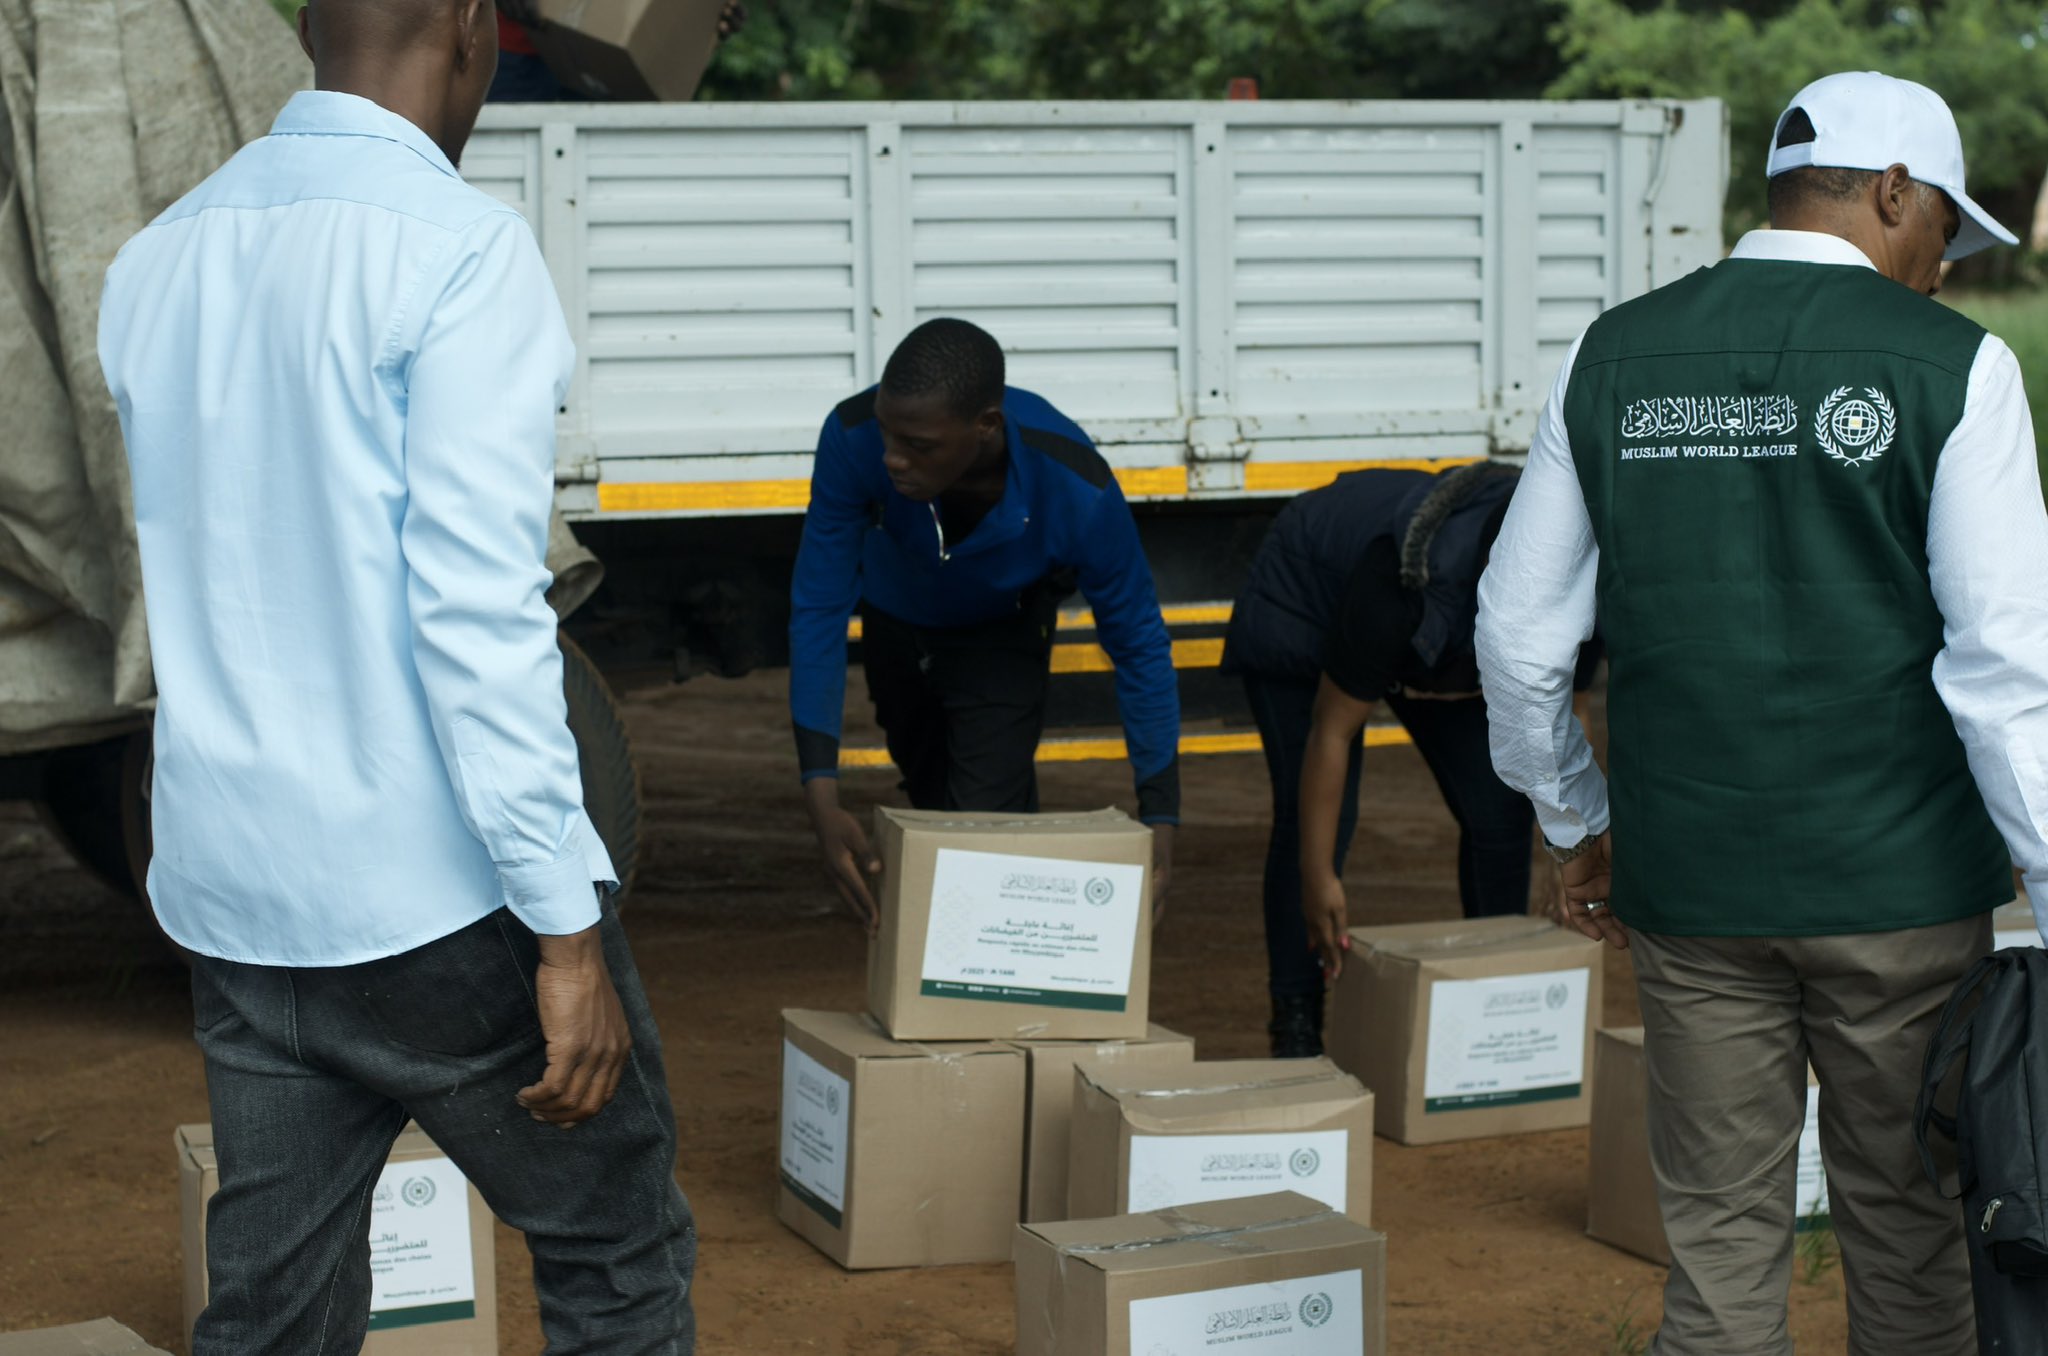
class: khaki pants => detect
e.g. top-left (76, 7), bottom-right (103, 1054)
top-left (1631, 914), bottom-right (1989, 1356)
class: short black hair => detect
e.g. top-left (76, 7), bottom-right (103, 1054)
top-left (1766, 106), bottom-right (1881, 220)
top-left (881, 318), bottom-right (1006, 419)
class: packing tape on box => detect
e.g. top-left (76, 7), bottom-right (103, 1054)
top-left (1119, 1071), bottom-right (1348, 1100)
top-left (1057, 1206), bottom-right (1341, 1257)
top-left (906, 810), bottom-right (1125, 830)
top-left (1363, 917), bottom-right (1561, 956)
top-left (858, 1013), bottom-right (977, 1115)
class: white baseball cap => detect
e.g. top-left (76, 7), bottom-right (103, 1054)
top-left (1767, 71), bottom-right (2017, 260)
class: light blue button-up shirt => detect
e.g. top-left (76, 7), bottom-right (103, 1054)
top-left (98, 91), bottom-right (612, 966)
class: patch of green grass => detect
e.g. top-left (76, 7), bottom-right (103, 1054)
top-left (268, 0), bottom-right (298, 22)
top-left (1795, 1206), bottom-right (1838, 1287)
top-left (1946, 288), bottom-right (2048, 497)
top-left (1602, 1289), bottom-right (1652, 1356)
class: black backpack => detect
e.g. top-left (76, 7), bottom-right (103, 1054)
top-left (1916, 946), bottom-right (2048, 1352)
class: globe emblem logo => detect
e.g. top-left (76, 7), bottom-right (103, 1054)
top-left (401, 1176), bottom-right (436, 1208)
top-left (1545, 983), bottom-right (1568, 1011)
top-left (1085, 877), bottom-right (1115, 906)
top-left (1300, 1291), bottom-right (1335, 1328)
top-left (825, 1086), bottom-right (841, 1116)
top-left (1288, 1147), bottom-right (1321, 1178)
top-left (1814, 386), bottom-right (1896, 467)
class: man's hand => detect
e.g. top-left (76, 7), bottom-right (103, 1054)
top-left (1304, 871), bottom-right (1352, 981)
top-left (1558, 832), bottom-right (1628, 951)
top-left (806, 778), bottom-right (881, 932)
top-left (517, 924), bottom-right (631, 1128)
top-left (1149, 824), bottom-right (1175, 924)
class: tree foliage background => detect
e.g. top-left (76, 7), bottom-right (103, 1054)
top-left (701, 0), bottom-right (2048, 247)
top-left (273, 1), bottom-right (2048, 247)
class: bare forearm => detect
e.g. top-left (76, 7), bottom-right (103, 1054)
top-left (1297, 725), bottom-right (1353, 884)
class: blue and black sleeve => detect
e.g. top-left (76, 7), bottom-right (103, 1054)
top-left (788, 397), bottom-right (876, 781)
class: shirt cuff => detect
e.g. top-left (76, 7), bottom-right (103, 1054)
top-left (499, 850), bottom-right (606, 936)
top-left (2024, 873), bottom-right (2048, 945)
top-left (1533, 783), bottom-right (1612, 849)
top-left (794, 723), bottom-right (841, 779)
top-left (1136, 755), bottom-right (1180, 825)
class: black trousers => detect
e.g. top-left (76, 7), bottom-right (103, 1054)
top-left (1243, 674), bottom-right (1536, 999)
top-left (860, 599), bottom-right (1056, 812)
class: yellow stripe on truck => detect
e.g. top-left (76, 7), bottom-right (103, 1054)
top-left (837, 724), bottom-right (1412, 769)
top-left (598, 465), bottom-right (1185, 514)
top-left (1243, 457), bottom-right (1484, 494)
top-left (847, 600), bottom-right (1232, 642)
top-left (1051, 637), bottom-right (1223, 674)
top-left (598, 480), bottom-right (812, 512)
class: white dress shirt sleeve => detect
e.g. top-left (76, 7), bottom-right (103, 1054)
top-left (1475, 333), bottom-right (1611, 848)
top-left (1927, 333), bottom-right (2048, 942)
top-left (395, 210), bottom-right (609, 937)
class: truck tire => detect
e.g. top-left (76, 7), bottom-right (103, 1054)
top-left (35, 631), bottom-right (642, 908)
top-left (33, 729), bottom-right (151, 901)
top-left (561, 631), bottom-right (642, 899)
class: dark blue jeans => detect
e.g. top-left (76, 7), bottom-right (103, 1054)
top-left (1244, 674), bottom-right (1536, 999)
top-left (188, 901), bottom-right (694, 1354)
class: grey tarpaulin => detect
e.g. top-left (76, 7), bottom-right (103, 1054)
top-left (0, 0), bottom-right (602, 757)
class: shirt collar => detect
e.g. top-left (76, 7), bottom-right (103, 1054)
top-left (269, 90), bottom-right (460, 179)
top-left (1729, 229), bottom-right (1878, 272)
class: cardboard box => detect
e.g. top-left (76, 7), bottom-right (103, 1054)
top-left (1587, 1027), bottom-right (1827, 1263)
top-left (1586, 1027), bottom-right (1669, 1264)
top-left (1329, 916), bottom-right (1603, 1145)
top-left (1067, 1059), bottom-right (1373, 1225)
top-left (1993, 896), bottom-right (2039, 951)
top-left (1015, 1191), bottom-right (1386, 1356)
top-left (0, 1321), bottom-right (169, 1355)
top-left (1009, 1025), bottom-right (1196, 1223)
top-left (176, 1123), bottom-right (495, 1354)
top-left (527, 0), bottom-right (727, 101)
top-left (869, 807), bottom-right (1154, 1042)
top-left (779, 1009), bottom-right (1027, 1268)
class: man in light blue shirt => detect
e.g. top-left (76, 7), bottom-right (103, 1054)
top-left (97, 1), bottom-right (693, 1350)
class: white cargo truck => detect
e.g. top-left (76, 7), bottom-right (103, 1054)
top-left (461, 97), bottom-right (1727, 734)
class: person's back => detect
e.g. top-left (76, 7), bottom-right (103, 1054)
top-left (1567, 252), bottom-right (2010, 935)
top-left (100, 93), bottom-right (593, 961)
top-left (1222, 468), bottom-right (1432, 683)
top-left (96, 4), bottom-right (694, 1350)
top-left (1477, 71), bottom-right (2048, 1356)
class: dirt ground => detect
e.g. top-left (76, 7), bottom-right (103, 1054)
top-left (0, 671), bottom-right (1857, 1354)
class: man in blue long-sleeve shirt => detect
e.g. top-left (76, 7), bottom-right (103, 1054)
top-left (790, 319), bottom-right (1180, 924)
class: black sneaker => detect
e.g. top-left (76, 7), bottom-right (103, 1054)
top-left (1268, 992), bottom-right (1325, 1058)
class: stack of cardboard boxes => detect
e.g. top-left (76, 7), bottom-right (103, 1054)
top-left (777, 807), bottom-right (1185, 1269)
top-left (775, 806), bottom-right (1397, 1351)
top-left (774, 808), bottom-right (1631, 1352)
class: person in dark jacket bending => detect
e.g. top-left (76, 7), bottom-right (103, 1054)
top-left (789, 319), bottom-right (1180, 927)
top-left (1222, 463), bottom-right (1597, 1056)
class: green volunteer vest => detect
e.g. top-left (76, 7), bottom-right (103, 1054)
top-left (1564, 257), bottom-right (2010, 936)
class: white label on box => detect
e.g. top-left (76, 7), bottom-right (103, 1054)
top-left (1423, 967), bottom-right (1589, 1113)
top-left (367, 1155), bottom-right (476, 1329)
top-left (780, 1039), bottom-right (850, 1228)
top-left (1128, 1266), bottom-right (1364, 1354)
top-left (919, 847), bottom-right (1144, 1011)
top-left (1796, 1083), bottom-right (1829, 1224)
top-left (1126, 1131), bottom-right (1348, 1215)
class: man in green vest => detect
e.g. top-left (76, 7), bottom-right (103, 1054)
top-left (1477, 71), bottom-right (2048, 1354)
